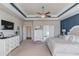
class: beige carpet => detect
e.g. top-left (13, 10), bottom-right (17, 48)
top-left (8, 40), bottom-right (51, 56)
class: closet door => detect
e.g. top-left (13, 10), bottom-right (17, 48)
top-left (43, 25), bottom-right (49, 41)
top-left (49, 25), bottom-right (54, 37)
top-left (43, 25), bottom-right (54, 41)
top-left (34, 29), bottom-right (43, 41)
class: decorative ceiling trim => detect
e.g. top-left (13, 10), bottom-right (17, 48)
top-left (10, 3), bottom-right (79, 18)
top-left (10, 3), bottom-right (27, 18)
top-left (26, 16), bottom-right (58, 18)
top-left (57, 3), bottom-right (79, 17)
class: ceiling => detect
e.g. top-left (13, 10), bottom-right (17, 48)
top-left (15, 3), bottom-right (70, 15)
top-left (0, 3), bottom-right (25, 20)
top-left (0, 3), bottom-right (79, 20)
top-left (15, 3), bottom-right (75, 17)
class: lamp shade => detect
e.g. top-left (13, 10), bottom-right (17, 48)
top-left (62, 29), bottom-right (66, 32)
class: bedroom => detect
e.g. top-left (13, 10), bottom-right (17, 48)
top-left (0, 3), bottom-right (79, 56)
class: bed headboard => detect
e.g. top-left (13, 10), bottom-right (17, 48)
top-left (68, 25), bottom-right (79, 35)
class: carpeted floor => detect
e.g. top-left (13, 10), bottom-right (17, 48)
top-left (8, 40), bottom-right (51, 56)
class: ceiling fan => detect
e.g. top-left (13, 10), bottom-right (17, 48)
top-left (37, 6), bottom-right (51, 18)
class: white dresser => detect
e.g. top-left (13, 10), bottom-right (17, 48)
top-left (0, 36), bottom-right (20, 56)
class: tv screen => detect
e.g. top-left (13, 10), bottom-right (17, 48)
top-left (1, 20), bottom-right (14, 30)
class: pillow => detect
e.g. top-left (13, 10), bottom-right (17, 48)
top-left (73, 35), bottom-right (79, 43)
top-left (64, 35), bottom-right (69, 40)
top-left (66, 35), bottom-right (79, 43)
top-left (68, 35), bottom-right (75, 42)
top-left (64, 35), bottom-right (75, 41)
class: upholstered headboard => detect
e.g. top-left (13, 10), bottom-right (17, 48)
top-left (68, 25), bottom-right (79, 36)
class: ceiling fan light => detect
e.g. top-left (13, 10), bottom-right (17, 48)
top-left (41, 15), bottom-right (46, 18)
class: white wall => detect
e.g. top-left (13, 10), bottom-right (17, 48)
top-left (0, 9), bottom-right (24, 42)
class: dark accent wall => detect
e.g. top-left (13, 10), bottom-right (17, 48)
top-left (61, 14), bottom-right (79, 35)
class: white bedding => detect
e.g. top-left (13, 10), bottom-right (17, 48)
top-left (47, 37), bottom-right (79, 56)
top-left (47, 25), bottom-right (79, 56)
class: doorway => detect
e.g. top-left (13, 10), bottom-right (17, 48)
top-left (26, 26), bottom-right (32, 40)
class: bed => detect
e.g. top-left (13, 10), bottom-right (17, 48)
top-left (47, 25), bottom-right (79, 56)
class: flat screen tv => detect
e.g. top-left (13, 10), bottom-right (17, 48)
top-left (1, 20), bottom-right (14, 30)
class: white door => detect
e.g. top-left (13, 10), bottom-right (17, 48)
top-left (49, 25), bottom-right (54, 37)
top-left (27, 26), bottom-right (32, 39)
top-left (43, 25), bottom-right (49, 41)
top-left (43, 25), bottom-right (54, 41)
top-left (34, 29), bottom-right (42, 41)
top-left (23, 26), bottom-right (27, 40)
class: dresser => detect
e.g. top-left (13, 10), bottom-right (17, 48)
top-left (0, 36), bottom-right (20, 56)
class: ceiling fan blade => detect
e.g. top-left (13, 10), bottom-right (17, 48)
top-left (45, 14), bottom-right (51, 17)
top-left (37, 12), bottom-right (42, 15)
top-left (45, 12), bottom-right (50, 14)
